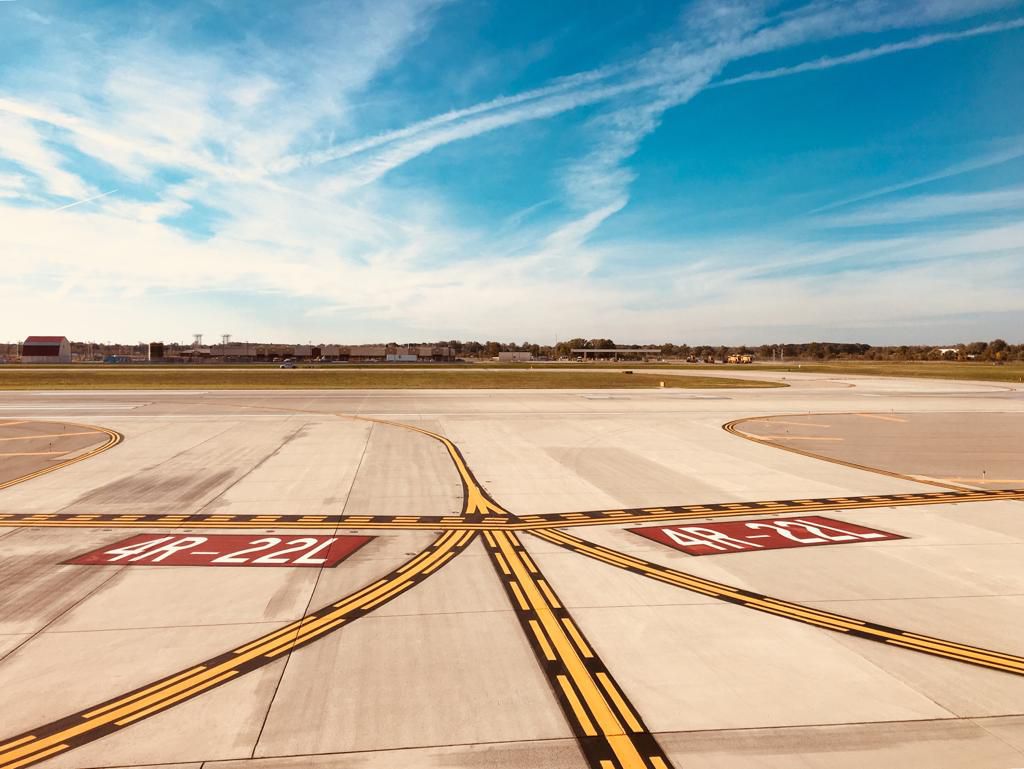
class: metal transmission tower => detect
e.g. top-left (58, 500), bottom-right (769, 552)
top-left (193, 334), bottom-right (203, 348)
top-left (221, 334), bottom-right (231, 346)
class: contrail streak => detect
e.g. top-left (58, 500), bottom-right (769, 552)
top-left (712, 19), bottom-right (1024, 90)
top-left (51, 188), bottom-right (118, 212)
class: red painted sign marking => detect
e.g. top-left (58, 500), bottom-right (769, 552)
top-left (630, 515), bottom-right (903, 556)
top-left (66, 533), bottom-right (372, 567)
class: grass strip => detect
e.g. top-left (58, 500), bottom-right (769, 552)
top-left (0, 369), bottom-right (783, 390)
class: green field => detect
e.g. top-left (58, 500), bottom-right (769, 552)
top-left (0, 367), bottom-right (783, 390)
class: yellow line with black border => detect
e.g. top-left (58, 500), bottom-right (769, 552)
top-left (0, 529), bottom-right (476, 769)
top-left (533, 528), bottom-right (1024, 676)
top-left (481, 529), bottom-right (673, 769)
top-left (0, 423), bottom-right (122, 491)
top-left (3, 489), bottom-right (1021, 532)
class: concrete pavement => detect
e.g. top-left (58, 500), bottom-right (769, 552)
top-left (0, 373), bottom-right (1022, 768)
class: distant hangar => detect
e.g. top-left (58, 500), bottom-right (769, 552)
top-left (22, 336), bottom-right (71, 363)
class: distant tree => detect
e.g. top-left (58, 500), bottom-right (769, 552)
top-left (986, 339), bottom-right (1008, 361)
top-left (965, 341), bottom-right (987, 358)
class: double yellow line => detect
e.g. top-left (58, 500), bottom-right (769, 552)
top-left (354, 415), bottom-right (506, 517)
top-left (0, 423), bottom-right (121, 491)
top-left (483, 529), bottom-right (671, 769)
top-left (0, 529), bottom-right (474, 769)
top-left (534, 528), bottom-right (1024, 676)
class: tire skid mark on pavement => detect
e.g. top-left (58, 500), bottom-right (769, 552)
top-left (3, 407), bottom-right (1022, 768)
top-left (0, 529), bottom-right (475, 769)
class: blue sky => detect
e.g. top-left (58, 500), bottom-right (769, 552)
top-left (1, 0), bottom-right (1022, 344)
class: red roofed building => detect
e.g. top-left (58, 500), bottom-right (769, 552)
top-left (22, 336), bottom-right (72, 364)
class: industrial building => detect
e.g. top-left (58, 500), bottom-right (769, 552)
top-left (21, 336), bottom-right (72, 363)
top-left (350, 345), bottom-right (453, 362)
top-left (570, 347), bottom-right (660, 361)
top-left (13, 338), bottom-right (455, 364)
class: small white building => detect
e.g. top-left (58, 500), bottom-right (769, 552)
top-left (498, 351), bottom-right (533, 362)
top-left (22, 336), bottom-right (71, 363)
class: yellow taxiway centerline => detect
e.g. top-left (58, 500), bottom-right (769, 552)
top-left (533, 528), bottom-right (1024, 676)
top-left (0, 424), bottom-right (121, 492)
top-left (0, 529), bottom-right (475, 769)
top-left (484, 529), bottom-right (672, 768)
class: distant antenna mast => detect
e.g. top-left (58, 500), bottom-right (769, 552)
top-left (221, 334), bottom-right (231, 346)
top-left (193, 334), bottom-right (203, 347)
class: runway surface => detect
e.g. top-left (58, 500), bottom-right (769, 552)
top-left (0, 372), bottom-right (1022, 768)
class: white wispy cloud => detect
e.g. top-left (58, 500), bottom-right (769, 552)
top-left (818, 186), bottom-right (1024, 226)
top-left (307, 5), bottom-right (1023, 207)
top-left (0, 0), bottom-right (1021, 343)
top-left (0, 112), bottom-right (92, 199)
top-left (712, 18), bottom-right (1024, 89)
top-left (810, 136), bottom-right (1024, 213)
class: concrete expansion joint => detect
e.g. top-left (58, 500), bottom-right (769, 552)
top-left (2, 407), bottom-right (1023, 769)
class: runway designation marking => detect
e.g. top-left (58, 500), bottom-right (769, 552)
top-left (630, 516), bottom-right (904, 556)
top-left (3, 411), bottom-right (1024, 769)
top-left (0, 529), bottom-right (474, 769)
top-left (65, 533), bottom-right (372, 567)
